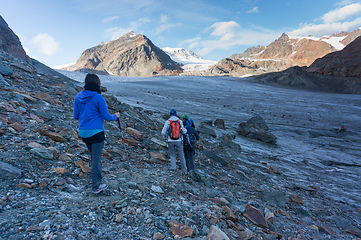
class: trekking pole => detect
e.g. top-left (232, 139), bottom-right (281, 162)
top-left (117, 118), bottom-right (126, 153)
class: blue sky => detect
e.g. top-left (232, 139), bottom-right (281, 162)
top-left (2, 0), bottom-right (361, 67)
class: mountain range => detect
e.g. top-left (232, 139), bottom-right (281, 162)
top-left (0, 14), bottom-right (360, 93)
top-left (206, 27), bottom-right (361, 77)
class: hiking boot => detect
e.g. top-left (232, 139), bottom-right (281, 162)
top-left (92, 184), bottom-right (108, 194)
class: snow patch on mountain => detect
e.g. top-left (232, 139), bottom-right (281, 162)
top-left (162, 47), bottom-right (217, 72)
top-left (289, 34), bottom-right (347, 50)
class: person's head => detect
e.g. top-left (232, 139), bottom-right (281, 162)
top-left (170, 109), bottom-right (177, 116)
top-left (183, 114), bottom-right (189, 120)
top-left (84, 73), bottom-right (101, 88)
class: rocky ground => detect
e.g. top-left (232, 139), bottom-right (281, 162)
top-left (1, 53), bottom-right (361, 240)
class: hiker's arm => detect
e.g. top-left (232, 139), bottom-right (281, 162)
top-left (180, 121), bottom-right (187, 134)
top-left (73, 99), bottom-right (79, 120)
top-left (193, 127), bottom-right (200, 140)
top-left (161, 120), bottom-right (169, 136)
top-left (98, 96), bottom-right (117, 121)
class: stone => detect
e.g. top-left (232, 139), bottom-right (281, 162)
top-left (343, 228), bottom-right (361, 238)
top-left (0, 161), bottom-right (22, 179)
top-left (0, 64), bottom-right (14, 76)
top-left (267, 166), bottom-right (279, 174)
top-left (289, 194), bottom-right (303, 205)
top-left (15, 183), bottom-right (32, 189)
top-left (34, 92), bottom-right (56, 104)
top-left (75, 160), bottom-right (91, 173)
top-left (238, 228), bottom-right (254, 240)
top-left (168, 221), bottom-right (193, 238)
top-left (9, 122), bottom-right (25, 132)
top-left (243, 204), bottom-right (268, 228)
top-left (53, 168), bottom-right (67, 174)
top-left (205, 225), bottom-right (230, 240)
top-left (30, 147), bottom-right (54, 159)
top-left (197, 124), bottom-right (217, 138)
top-left (150, 152), bottom-right (167, 161)
top-left (0, 102), bottom-right (16, 112)
top-left (47, 132), bottom-right (67, 142)
top-left (211, 197), bottom-right (230, 206)
top-left (222, 205), bottom-right (238, 222)
top-left (151, 185), bottom-right (164, 194)
top-left (201, 149), bottom-right (228, 166)
top-left (237, 115), bottom-right (277, 144)
top-left (152, 232), bottom-right (164, 240)
top-left (59, 153), bottom-right (72, 161)
top-left (213, 119), bottom-right (225, 129)
top-left (123, 137), bottom-right (139, 146)
top-left (125, 127), bottom-right (143, 140)
top-left (115, 213), bottom-right (123, 223)
top-left (190, 169), bottom-right (211, 186)
top-left (318, 224), bottom-right (336, 236)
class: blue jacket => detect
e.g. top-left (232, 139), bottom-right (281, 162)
top-left (73, 90), bottom-right (117, 131)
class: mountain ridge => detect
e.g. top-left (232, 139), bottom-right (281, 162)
top-left (206, 27), bottom-right (361, 77)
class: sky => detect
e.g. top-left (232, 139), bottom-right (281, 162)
top-left (1, 0), bottom-right (361, 68)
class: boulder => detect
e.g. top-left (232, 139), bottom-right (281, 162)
top-left (237, 115), bottom-right (277, 145)
top-left (213, 119), bottom-right (225, 129)
top-left (201, 149), bottom-right (228, 166)
top-left (197, 124), bottom-right (217, 138)
top-left (0, 161), bottom-right (22, 179)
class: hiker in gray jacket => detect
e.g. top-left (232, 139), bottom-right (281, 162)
top-left (161, 109), bottom-right (188, 174)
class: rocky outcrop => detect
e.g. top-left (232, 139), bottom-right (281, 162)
top-left (65, 32), bottom-right (182, 77)
top-left (307, 36), bottom-right (361, 78)
top-left (251, 36), bottom-right (361, 94)
top-left (0, 16), bottom-right (30, 63)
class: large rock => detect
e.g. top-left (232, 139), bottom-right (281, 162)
top-left (237, 115), bottom-right (277, 145)
top-left (0, 161), bottom-right (22, 179)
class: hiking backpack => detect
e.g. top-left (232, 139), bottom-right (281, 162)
top-left (183, 125), bottom-right (195, 147)
top-left (168, 120), bottom-right (181, 140)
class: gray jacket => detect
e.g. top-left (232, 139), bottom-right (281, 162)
top-left (161, 116), bottom-right (187, 142)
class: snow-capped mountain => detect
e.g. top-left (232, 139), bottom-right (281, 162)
top-left (162, 47), bottom-right (217, 73)
top-left (162, 47), bottom-right (213, 64)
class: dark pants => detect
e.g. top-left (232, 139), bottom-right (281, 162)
top-left (184, 144), bottom-right (196, 171)
top-left (86, 141), bottom-right (104, 191)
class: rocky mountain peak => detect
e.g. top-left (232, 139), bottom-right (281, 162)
top-left (64, 32), bottom-right (181, 77)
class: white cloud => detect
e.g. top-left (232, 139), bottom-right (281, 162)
top-left (31, 33), bottom-right (60, 56)
top-left (322, 3), bottom-right (361, 23)
top-left (185, 21), bottom-right (279, 57)
top-left (289, 17), bottom-right (361, 37)
top-left (247, 7), bottom-right (259, 13)
top-left (181, 37), bottom-right (201, 49)
top-left (102, 16), bottom-right (120, 23)
top-left (105, 18), bottom-right (150, 40)
top-left (289, 2), bottom-right (361, 37)
top-left (154, 14), bottom-right (180, 35)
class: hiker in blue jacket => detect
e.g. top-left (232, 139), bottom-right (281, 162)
top-left (183, 114), bottom-right (196, 128)
top-left (73, 73), bottom-right (120, 194)
top-left (161, 109), bottom-right (188, 174)
top-left (183, 121), bottom-right (200, 171)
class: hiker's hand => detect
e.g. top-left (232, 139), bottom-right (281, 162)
top-left (115, 112), bottom-right (120, 118)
